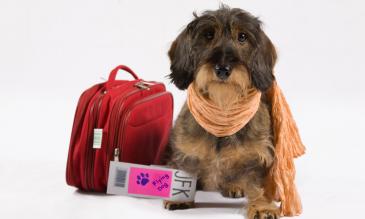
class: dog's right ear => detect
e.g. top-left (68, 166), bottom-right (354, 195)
top-left (168, 19), bottom-right (198, 90)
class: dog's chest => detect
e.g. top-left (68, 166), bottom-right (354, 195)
top-left (176, 135), bottom-right (249, 189)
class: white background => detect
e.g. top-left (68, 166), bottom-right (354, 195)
top-left (0, 0), bottom-right (364, 218)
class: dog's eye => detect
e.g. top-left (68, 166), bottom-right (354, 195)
top-left (238, 33), bottom-right (247, 43)
top-left (204, 31), bottom-right (214, 40)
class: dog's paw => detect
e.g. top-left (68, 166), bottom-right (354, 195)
top-left (163, 200), bottom-right (194, 210)
top-left (221, 188), bottom-right (245, 198)
top-left (247, 201), bottom-right (280, 219)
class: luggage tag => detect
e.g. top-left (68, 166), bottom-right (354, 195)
top-left (107, 160), bottom-right (197, 202)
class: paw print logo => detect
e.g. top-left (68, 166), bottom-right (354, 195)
top-left (136, 173), bottom-right (149, 186)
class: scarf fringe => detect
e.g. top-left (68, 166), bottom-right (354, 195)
top-left (265, 81), bottom-right (306, 216)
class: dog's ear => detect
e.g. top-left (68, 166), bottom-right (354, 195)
top-left (168, 19), bottom-right (198, 90)
top-left (248, 31), bottom-right (277, 92)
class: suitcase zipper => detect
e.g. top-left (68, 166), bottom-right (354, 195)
top-left (106, 82), bottom-right (162, 161)
top-left (86, 81), bottom-right (140, 190)
top-left (85, 91), bottom-right (105, 190)
top-left (106, 89), bottom-right (142, 160)
top-left (113, 91), bottom-right (171, 162)
top-left (66, 85), bottom-right (102, 185)
top-left (86, 81), bottom-right (147, 190)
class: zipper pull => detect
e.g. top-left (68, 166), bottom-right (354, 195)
top-left (135, 81), bottom-right (150, 90)
top-left (114, 148), bottom-right (120, 162)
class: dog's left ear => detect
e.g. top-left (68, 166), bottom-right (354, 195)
top-left (248, 31), bottom-right (277, 92)
top-left (168, 19), bottom-right (198, 90)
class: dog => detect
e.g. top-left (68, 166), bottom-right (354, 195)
top-left (164, 5), bottom-right (279, 219)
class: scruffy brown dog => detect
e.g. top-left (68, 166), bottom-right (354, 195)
top-left (164, 6), bottom-right (279, 219)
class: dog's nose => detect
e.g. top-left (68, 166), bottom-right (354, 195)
top-left (214, 64), bottom-right (231, 80)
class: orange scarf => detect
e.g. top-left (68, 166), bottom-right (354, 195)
top-left (187, 82), bottom-right (262, 137)
top-left (186, 81), bottom-right (305, 217)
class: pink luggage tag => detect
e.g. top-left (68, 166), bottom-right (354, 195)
top-left (107, 161), bottom-right (197, 201)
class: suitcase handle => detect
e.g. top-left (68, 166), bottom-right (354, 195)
top-left (106, 65), bottom-right (139, 90)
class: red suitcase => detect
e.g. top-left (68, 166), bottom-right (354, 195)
top-left (66, 65), bottom-right (173, 192)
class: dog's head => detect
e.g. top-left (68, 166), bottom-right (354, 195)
top-left (168, 6), bottom-right (277, 106)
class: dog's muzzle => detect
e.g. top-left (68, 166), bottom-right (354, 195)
top-left (214, 64), bottom-right (231, 80)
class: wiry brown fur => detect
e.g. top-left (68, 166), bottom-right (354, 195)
top-left (165, 97), bottom-right (278, 218)
top-left (165, 5), bottom-right (279, 219)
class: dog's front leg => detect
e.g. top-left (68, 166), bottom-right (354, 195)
top-left (162, 160), bottom-right (196, 211)
top-left (218, 156), bottom-right (279, 218)
top-left (163, 150), bottom-right (199, 210)
top-left (245, 185), bottom-right (279, 219)
top-left (240, 160), bottom-right (280, 219)
top-left (217, 135), bottom-right (279, 218)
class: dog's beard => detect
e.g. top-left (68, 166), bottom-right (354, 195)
top-left (195, 64), bottom-right (251, 108)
